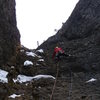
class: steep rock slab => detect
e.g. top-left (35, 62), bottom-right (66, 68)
top-left (39, 0), bottom-right (100, 72)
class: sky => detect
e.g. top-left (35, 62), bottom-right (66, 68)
top-left (16, 0), bottom-right (79, 49)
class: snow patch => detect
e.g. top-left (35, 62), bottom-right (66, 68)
top-left (37, 49), bottom-right (44, 53)
top-left (0, 69), bottom-right (8, 83)
top-left (9, 94), bottom-right (21, 98)
top-left (38, 59), bottom-right (44, 62)
top-left (13, 75), bottom-right (34, 83)
top-left (24, 60), bottom-right (33, 66)
top-left (33, 75), bottom-right (55, 80)
top-left (26, 51), bottom-right (36, 57)
top-left (14, 74), bottom-right (55, 83)
top-left (37, 55), bottom-right (42, 58)
top-left (86, 78), bottom-right (97, 83)
top-left (20, 49), bottom-right (24, 52)
top-left (36, 63), bottom-right (39, 66)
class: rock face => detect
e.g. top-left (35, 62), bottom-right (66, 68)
top-left (0, 0), bottom-right (20, 65)
top-left (39, 0), bottom-right (100, 72)
top-left (1, 0), bottom-right (100, 100)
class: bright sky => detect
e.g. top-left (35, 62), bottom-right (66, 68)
top-left (16, 0), bottom-right (79, 49)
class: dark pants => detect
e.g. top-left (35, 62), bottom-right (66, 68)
top-left (55, 52), bottom-right (68, 60)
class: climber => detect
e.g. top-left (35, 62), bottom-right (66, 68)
top-left (52, 46), bottom-right (69, 60)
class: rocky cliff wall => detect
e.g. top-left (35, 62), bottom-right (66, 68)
top-left (0, 0), bottom-right (20, 65)
top-left (39, 0), bottom-right (100, 72)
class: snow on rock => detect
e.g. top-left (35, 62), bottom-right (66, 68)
top-left (86, 78), bottom-right (97, 83)
top-left (37, 55), bottom-right (42, 58)
top-left (9, 94), bottom-right (21, 98)
top-left (0, 69), bottom-right (8, 83)
top-left (14, 74), bottom-right (55, 83)
top-left (33, 75), bottom-right (55, 80)
top-left (13, 75), bottom-right (34, 83)
top-left (36, 63), bottom-right (39, 66)
top-left (24, 60), bottom-right (33, 66)
top-left (26, 51), bottom-right (36, 57)
top-left (37, 49), bottom-right (44, 53)
top-left (20, 49), bottom-right (24, 52)
top-left (38, 59), bottom-right (44, 62)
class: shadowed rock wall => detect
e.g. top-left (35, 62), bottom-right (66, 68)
top-left (61, 0), bottom-right (100, 39)
top-left (0, 0), bottom-right (20, 65)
